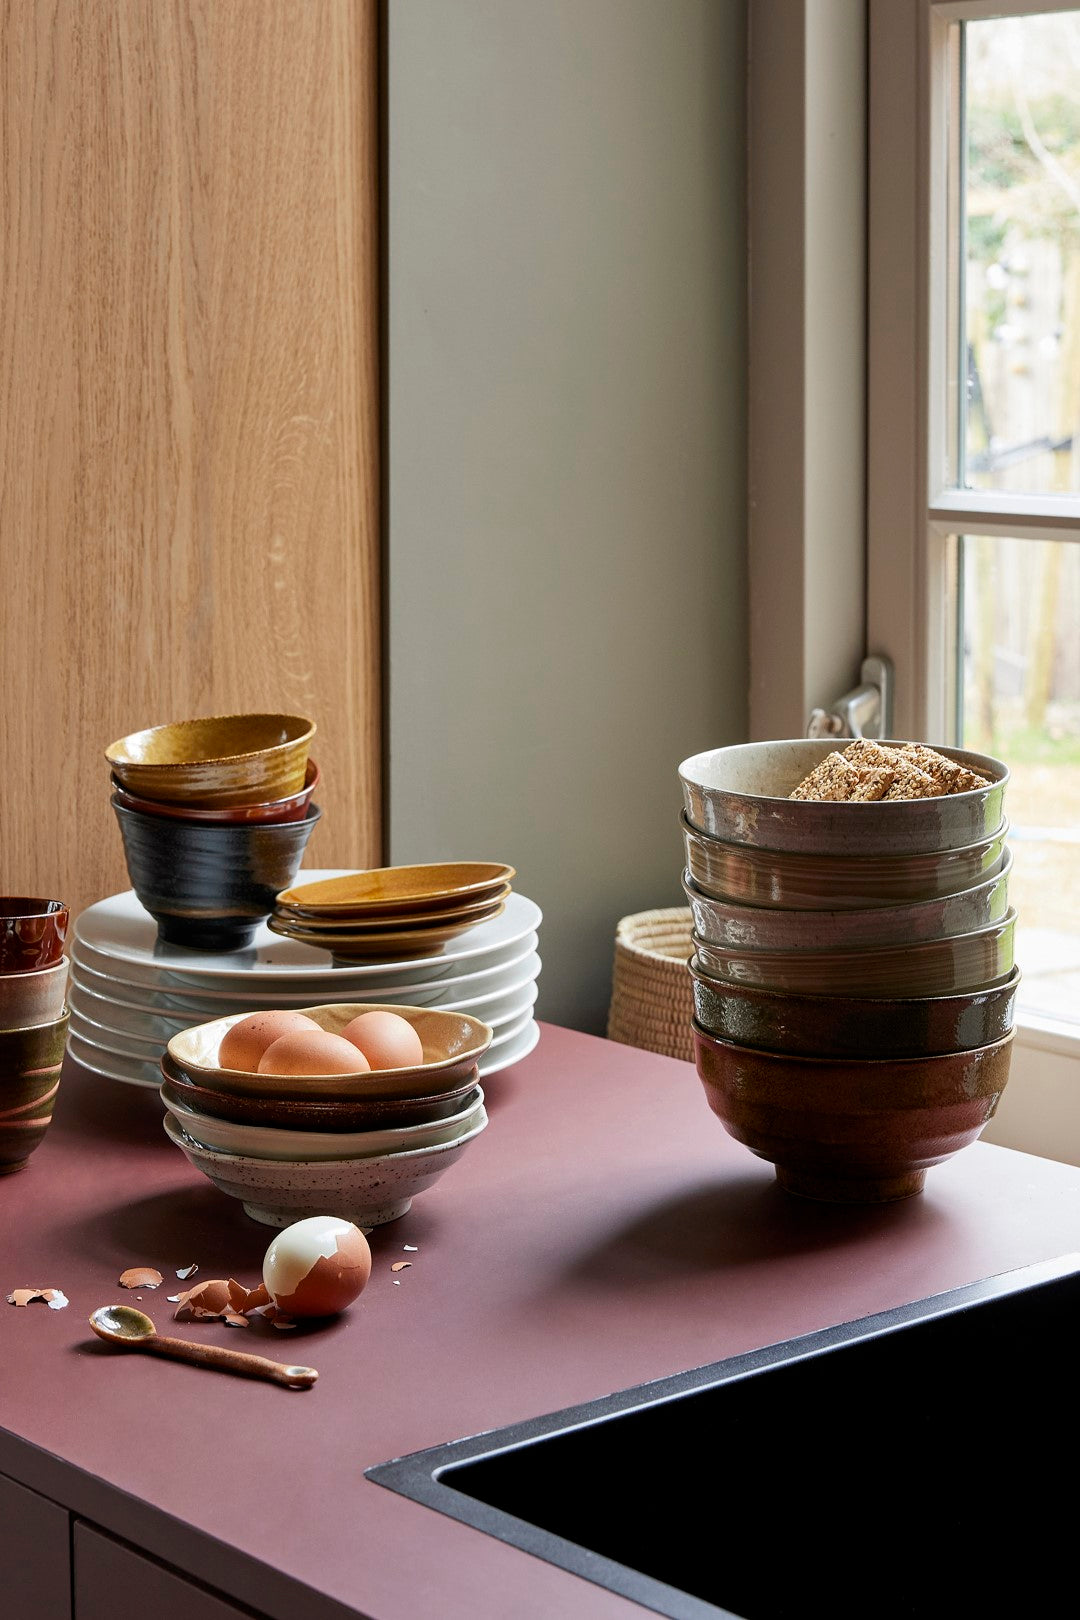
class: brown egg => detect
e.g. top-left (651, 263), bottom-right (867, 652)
top-left (257, 1028), bottom-right (372, 1076)
top-left (341, 1009), bottom-right (425, 1071)
top-left (262, 1216), bottom-right (372, 1318)
top-left (218, 1010), bottom-right (322, 1072)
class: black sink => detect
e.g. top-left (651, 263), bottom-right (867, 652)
top-left (366, 1252), bottom-right (1080, 1619)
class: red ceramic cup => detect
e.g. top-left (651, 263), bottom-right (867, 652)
top-left (0, 898), bottom-right (70, 974)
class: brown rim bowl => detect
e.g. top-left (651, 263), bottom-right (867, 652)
top-left (690, 959), bottom-right (1021, 1058)
top-left (681, 812), bottom-right (1010, 910)
top-left (110, 758), bottom-right (321, 824)
top-left (692, 1020), bottom-right (1016, 1204)
top-left (682, 847), bottom-right (1013, 951)
top-left (691, 908), bottom-right (1016, 999)
top-left (678, 738), bottom-right (1009, 856)
top-left (159, 1054), bottom-right (483, 1131)
top-left (166, 1003), bottom-right (494, 1100)
top-left (105, 711), bottom-right (316, 808)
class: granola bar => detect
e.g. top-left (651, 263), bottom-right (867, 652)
top-left (789, 739), bottom-right (993, 802)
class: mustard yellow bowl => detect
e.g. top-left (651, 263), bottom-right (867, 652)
top-left (105, 712), bottom-right (316, 808)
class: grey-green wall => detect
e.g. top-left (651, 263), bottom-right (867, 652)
top-left (386, 0), bottom-right (747, 1034)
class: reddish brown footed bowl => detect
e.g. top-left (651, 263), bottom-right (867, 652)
top-left (692, 1020), bottom-right (1015, 1205)
top-left (689, 960), bottom-right (1020, 1059)
top-left (0, 898), bottom-right (69, 974)
top-left (0, 1010), bottom-right (70, 1174)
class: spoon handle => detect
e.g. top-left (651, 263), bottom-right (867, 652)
top-left (143, 1331), bottom-right (318, 1389)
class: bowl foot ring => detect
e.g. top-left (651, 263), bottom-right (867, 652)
top-left (242, 1197), bottom-right (414, 1228)
top-left (775, 1166), bottom-right (928, 1204)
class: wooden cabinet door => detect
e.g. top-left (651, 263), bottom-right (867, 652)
top-left (0, 1472), bottom-right (71, 1620)
top-left (74, 1523), bottom-right (251, 1620)
top-left (0, 1), bottom-right (381, 919)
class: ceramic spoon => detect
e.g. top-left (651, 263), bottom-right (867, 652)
top-left (88, 1305), bottom-right (318, 1389)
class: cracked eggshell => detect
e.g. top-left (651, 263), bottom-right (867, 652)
top-left (262, 1216), bottom-right (372, 1318)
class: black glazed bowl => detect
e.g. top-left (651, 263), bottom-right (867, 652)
top-left (689, 957), bottom-right (1020, 1060)
top-left (111, 797), bottom-right (321, 951)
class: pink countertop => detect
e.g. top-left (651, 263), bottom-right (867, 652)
top-left (3, 1021), bottom-right (1080, 1619)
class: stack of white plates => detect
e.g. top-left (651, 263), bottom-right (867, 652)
top-left (66, 873), bottom-right (542, 1089)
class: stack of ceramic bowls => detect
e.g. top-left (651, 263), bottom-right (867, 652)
top-left (268, 862), bottom-right (516, 962)
top-left (678, 738), bottom-right (1019, 1204)
top-left (0, 898), bottom-right (71, 1174)
top-left (65, 874), bottom-right (542, 1089)
top-left (159, 1003), bottom-right (493, 1227)
top-left (106, 711), bottom-right (320, 951)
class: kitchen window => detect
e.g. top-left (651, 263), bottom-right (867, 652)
top-left (751, 0), bottom-right (1080, 1159)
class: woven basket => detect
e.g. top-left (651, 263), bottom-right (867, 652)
top-left (607, 906), bottom-right (695, 1063)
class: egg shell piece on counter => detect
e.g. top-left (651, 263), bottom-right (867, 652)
top-left (262, 1216), bottom-right (372, 1318)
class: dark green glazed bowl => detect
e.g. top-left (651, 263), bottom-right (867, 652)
top-left (0, 1010), bottom-right (70, 1174)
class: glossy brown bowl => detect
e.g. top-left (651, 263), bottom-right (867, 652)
top-left (692, 909), bottom-right (1016, 999)
top-left (110, 758), bottom-right (320, 825)
top-left (682, 847), bottom-right (1013, 951)
top-left (692, 1020), bottom-right (1015, 1203)
top-left (0, 1010), bottom-right (70, 1173)
top-left (0, 898), bottom-right (69, 974)
top-left (681, 812), bottom-right (1009, 910)
top-left (160, 1054), bottom-right (482, 1132)
top-left (679, 739), bottom-right (1008, 856)
top-left (166, 1003), bottom-right (494, 1100)
top-left (105, 711), bottom-right (316, 808)
top-left (0, 958), bottom-right (70, 1030)
top-left (690, 959), bottom-right (1020, 1059)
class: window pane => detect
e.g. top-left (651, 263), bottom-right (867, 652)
top-left (964, 11), bottom-right (1080, 496)
top-left (959, 533), bottom-right (1080, 1025)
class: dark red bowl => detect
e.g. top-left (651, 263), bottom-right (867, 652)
top-left (0, 898), bottom-right (69, 974)
top-left (110, 758), bottom-right (320, 825)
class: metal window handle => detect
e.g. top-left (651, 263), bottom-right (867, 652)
top-left (807, 655), bottom-right (893, 741)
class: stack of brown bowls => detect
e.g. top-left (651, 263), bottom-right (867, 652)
top-left (159, 1002), bottom-right (493, 1227)
top-left (0, 898), bottom-right (71, 1174)
top-left (266, 862), bottom-right (516, 964)
top-left (106, 711), bottom-right (321, 951)
top-left (677, 738), bottom-right (1019, 1204)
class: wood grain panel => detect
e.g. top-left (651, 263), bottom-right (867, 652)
top-left (0, 0), bottom-right (381, 919)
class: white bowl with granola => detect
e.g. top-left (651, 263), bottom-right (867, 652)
top-left (678, 738), bottom-right (1008, 856)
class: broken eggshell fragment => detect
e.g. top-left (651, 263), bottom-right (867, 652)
top-left (119, 1267), bottom-right (164, 1289)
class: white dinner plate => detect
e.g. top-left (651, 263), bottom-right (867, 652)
top-left (66, 1027), bottom-right (162, 1088)
top-left (68, 939), bottom-right (541, 1020)
top-left (68, 1011), bottom-right (542, 1088)
top-left (479, 1018), bottom-right (541, 1077)
top-left (74, 885), bottom-right (543, 987)
top-left (67, 1006), bottom-right (168, 1062)
top-left (69, 977), bottom-right (539, 1062)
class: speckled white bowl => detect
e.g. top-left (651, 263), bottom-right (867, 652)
top-left (162, 1106), bottom-right (489, 1226)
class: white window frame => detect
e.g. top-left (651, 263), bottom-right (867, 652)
top-left (749, 0), bottom-right (1080, 1164)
